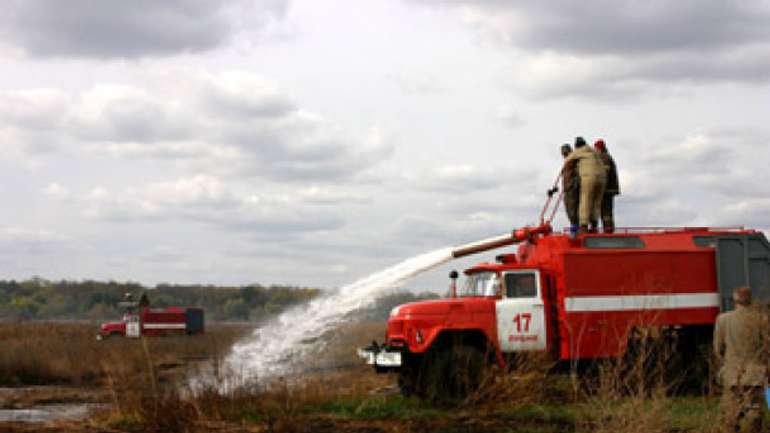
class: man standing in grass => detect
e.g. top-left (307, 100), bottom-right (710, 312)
top-left (714, 286), bottom-right (769, 432)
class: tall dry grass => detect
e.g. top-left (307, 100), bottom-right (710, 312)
top-left (465, 352), bottom-right (569, 408)
top-left (574, 327), bottom-right (721, 433)
top-left (90, 321), bottom-right (392, 431)
top-left (0, 320), bottom-right (395, 431)
top-left (0, 322), bottom-right (250, 386)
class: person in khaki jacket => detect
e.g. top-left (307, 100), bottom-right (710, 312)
top-left (562, 137), bottom-right (606, 233)
top-left (714, 286), bottom-right (769, 432)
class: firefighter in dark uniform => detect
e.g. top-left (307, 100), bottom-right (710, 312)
top-left (714, 286), bottom-right (769, 433)
top-left (560, 144), bottom-right (579, 235)
top-left (594, 139), bottom-right (620, 233)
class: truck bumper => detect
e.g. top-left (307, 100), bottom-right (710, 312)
top-left (357, 345), bottom-right (402, 371)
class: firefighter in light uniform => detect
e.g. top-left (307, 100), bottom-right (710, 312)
top-left (714, 286), bottom-right (769, 433)
top-left (562, 137), bottom-right (606, 233)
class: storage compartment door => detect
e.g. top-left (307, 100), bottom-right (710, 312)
top-left (716, 234), bottom-right (770, 310)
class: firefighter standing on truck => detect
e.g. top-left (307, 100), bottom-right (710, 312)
top-left (560, 143), bottom-right (580, 235)
top-left (562, 137), bottom-right (606, 234)
top-left (714, 286), bottom-right (769, 433)
top-left (593, 139), bottom-right (620, 233)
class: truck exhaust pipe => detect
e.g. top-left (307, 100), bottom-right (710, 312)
top-left (451, 223), bottom-right (552, 259)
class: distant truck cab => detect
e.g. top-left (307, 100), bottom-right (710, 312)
top-left (97, 294), bottom-right (204, 340)
top-left (359, 224), bottom-right (770, 398)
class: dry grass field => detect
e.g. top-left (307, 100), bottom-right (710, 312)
top-left (0, 321), bottom-right (749, 433)
top-left (0, 321), bottom-right (248, 386)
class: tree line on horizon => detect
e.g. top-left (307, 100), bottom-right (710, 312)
top-left (0, 278), bottom-right (439, 322)
top-left (0, 278), bottom-right (318, 322)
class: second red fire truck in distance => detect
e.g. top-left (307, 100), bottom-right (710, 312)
top-left (97, 294), bottom-right (204, 340)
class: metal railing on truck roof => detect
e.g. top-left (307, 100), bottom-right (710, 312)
top-left (559, 226), bottom-right (747, 235)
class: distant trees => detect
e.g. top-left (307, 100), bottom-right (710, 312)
top-left (0, 278), bottom-right (320, 322)
top-left (0, 278), bottom-right (443, 323)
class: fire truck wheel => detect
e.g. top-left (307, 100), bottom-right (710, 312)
top-left (397, 365), bottom-right (418, 397)
top-left (421, 344), bottom-right (485, 405)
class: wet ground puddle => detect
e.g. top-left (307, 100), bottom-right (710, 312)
top-left (0, 403), bottom-right (99, 422)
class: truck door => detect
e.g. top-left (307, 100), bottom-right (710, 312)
top-left (496, 270), bottom-right (547, 352)
top-left (126, 315), bottom-right (141, 338)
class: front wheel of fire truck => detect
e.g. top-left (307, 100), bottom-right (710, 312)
top-left (397, 360), bottom-right (419, 397)
top-left (416, 344), bottom-right (486, 405)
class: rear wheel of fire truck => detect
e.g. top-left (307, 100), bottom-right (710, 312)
top-left (666, 325), bottom-right (714, 394)
top-left (420, 345), bottom-right (485, 405)
top-left (618, 325), bottom-right (712, 396)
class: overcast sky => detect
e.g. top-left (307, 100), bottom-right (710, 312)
top-left (1, 0), bottom-right (768, 291)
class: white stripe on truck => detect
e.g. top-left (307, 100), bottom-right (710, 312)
top-left (143, 323), bottom-right (186, 329)
top-left (565, 293), bottom-right (719, 312)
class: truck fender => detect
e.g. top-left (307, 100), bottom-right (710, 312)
top-left (425, 329), bottom-right (501, 366)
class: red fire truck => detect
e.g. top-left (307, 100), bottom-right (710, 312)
top-left (97, 295), bottom-right (204, 340)
top-left (359, 223), bottom-right (770, 397)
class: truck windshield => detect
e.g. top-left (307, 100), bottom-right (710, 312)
top-left (459, 271), bottom-right (500, 297)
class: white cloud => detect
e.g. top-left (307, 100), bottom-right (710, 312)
top-left (81, 175), bottom-right (350, 235)
top-left (0, 0), bottom-right (291, 59)
top-left (413, 163), bottom-right (537, 193)
top-left (0, 227), bottom-right (78, 256)
top-left (448, 1), bottom-right (770, 55)
top-left (0, 88), bottom-right (69, 130)
top-left (493, 104), bottom-right (524, 128)
top-left (714, 199), bottom-right (770, 228)
top-left (294, 186), bottom-right (370, 205)
top-left (67, 84), bottom-right (190, 143)
top-left (391, 209), bottom-right (518, 248)
top-left (200, 71), bottom-right (296, 118)
top-left (389, 73), bottom-right (446, 95)
top-left (504, 47), bottom-right (770, 99)
top-left (412, 1), bottom-right (770, 99)
top-left (0, 227), bottom-right (69, 243)
top-left (143, 175), bottom-right (237, 208)
top-left (43, 182), bottom-right (70, 200)
top-left (605, 129), bottom-right (770, 229)
top-left (0, 70), bottom-right (393, 182)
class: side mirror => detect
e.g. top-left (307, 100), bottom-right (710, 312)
top-left (449, 270), bottom-right (459, 298)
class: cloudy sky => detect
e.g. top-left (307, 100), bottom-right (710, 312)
top-left (1, 0), bottom-right (768, 290)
